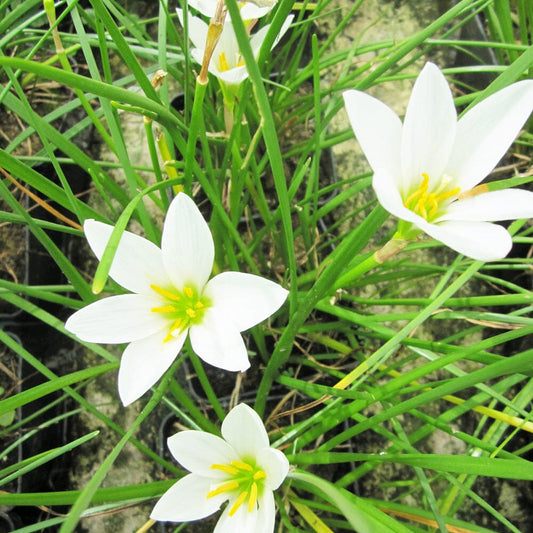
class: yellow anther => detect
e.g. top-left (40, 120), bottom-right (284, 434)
top-left (405, 173), bottom-right (460, 222)
top-left (404, 174), bottom-right (429, 207)
top-left (248, 482), bottom-right (258, 512)
top-left (219, 51), bottom-right (230, 72)
top-left (195, 301), bottom-right (204, 309)
top-left (207, 481), bottom-right (240, 499)
top-left (427, 195), bottom-right (439, 217)
top-left (163, 318), bottom-right (183, 342)
top-left (150, 284), bottom-right (181, 301)
top-left (211, 463), bottom-right (239, 475)
top-left (186, 308), bottom-right (197, 318)
top-left (434, 186), bottom-right (460, 203)
top-left (231, 460), bottom-right (253, 472)
top-left (150, 305), bottom-right (176, 314)
top-left (228, 490), bottom-right (249, 517)
top-left (253, 470), bottom-right (266, 480)
top-left (184, 286), bottom-right (194, 299)
top-left (414, 197), bottom-right (428, 219)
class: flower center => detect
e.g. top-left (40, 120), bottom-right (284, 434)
top-left (150, 284), bottom-right (211, 342)
top-left (218, 51), bottom-right (245, 72)
top-left (206, 460), bottom-right (267, 516)
top-left (403, 173), bottom-right (460, 222)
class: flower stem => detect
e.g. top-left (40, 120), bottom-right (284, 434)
top-left (334, 237), bottom-right (408, 290)
top-left (255, 205), bottom-right (389, 416)
top-left (184, 79), bottom-right (208, 191)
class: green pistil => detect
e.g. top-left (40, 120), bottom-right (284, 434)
top-left (150, 284), bottom-right (211, 342)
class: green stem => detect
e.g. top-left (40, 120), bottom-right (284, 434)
top-left (184, 78), bottom-right (208, 192)
top-left (334, 237), bottom-right (409, 290)
top-left (255, 205), bottom-right (389, 415)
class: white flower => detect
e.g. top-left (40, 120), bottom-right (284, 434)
top-left (65, 193), bottom-right (288, 406)
top-left (151, 403), bottom-right (289, 533)
top-left (178, 8), bottom-right (293, 85)
top-left (343, 62), bottom-right (533, 261)
top-left (186, 0), bottom-right (276, 20)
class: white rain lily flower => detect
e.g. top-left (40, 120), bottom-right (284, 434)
top-left (343, 62), bottom-right (533, 261)
top-left (151, 403), bottom-right (289, 533)
top-left (177, 8), bottom-right (293, 86)
top-left (187, 0), bottom-right (276, 20)
top-left (65, 193), bottom-right (288, 406)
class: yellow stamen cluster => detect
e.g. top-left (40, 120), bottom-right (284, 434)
top-left (404, 173), bottom-right (460, 222)
top-left (150, 284), bottom-right (210, 342)
top-left (207, 460), bottom-right (267, 516)
top-left (218, 51), bottom-right (245, 72)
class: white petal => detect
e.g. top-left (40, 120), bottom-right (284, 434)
top-left (448, 80), bottom-right (533, 190)
top-left (439, 189), bottom-right (533, 222)
top-left (343, 90), bottom-right (402, 177)
top-left (161, 193), bottom-right (214, 291)
top-left (177, 9), bottom-right (208, 51)
top-left (189, 309), bottom-right (251, 371)
top-left (205, 272), bottom-right (288, 331)
top-left (256, 448), bottom-right (289, 490)
top-left (83, 220), bottom-right (168, 294)
top-left (422, 220), bottom-right (513, 261)
top-left (151, 474), bottom-right (226, 522)
top-left (372, 169), bottom-right (410, 220)
top-left (167, 431), bottom-right (238, 477)
top-left (249, 24), bottom-right (271, 56)
top-left (214, 500), bottom-right (260, 533)
top-left (190, 47), bottom-right (205, 69)
top-left (241, 2), bottom-right (273, 19)
top-left (185, 0), bottom-right (216, 17)
top-left (256, 490), bottom-right (276, 533)
top-left (64, 294), bottom-right (168, 343)
top-left (221, 404), bottom-right (269, 457)
top-left (269, 14), bottom-right (294, 49)
top-left (214, 65), bottom-right (249, 84)
top-left (401, 62), bottom-right (457, 192)
top-left (214, 20), bottom-right (241, 64)
top-left (118, 328), bottom-right (186, 406)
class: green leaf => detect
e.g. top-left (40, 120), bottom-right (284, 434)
top-left (0, 363), bottom-right (118, 416)
top-left (290, 471), bottom-right (412, 533)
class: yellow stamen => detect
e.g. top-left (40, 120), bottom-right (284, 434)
top-left (186, 308), bottom-right (197, 318)
top-left (415, 196), bottom-right (428, 219)
top-left (404, 173), bottom-right (429, 207)
top-left (207, 481), bottom-right (240, 499)
top-left (211, 463), bottom-right (239, 475)
top-left (404, 173), bottom-right (461, 222)
top-left (184, 286), bottom-right (194, 299)
top-left (228, 490), bottom-right (249, 517)
top-left (150, 305), bottom-right (176, 314)
top-left (219, 51), bottom-right (230, 72)
top-left (150, 284), bottom-right (181, 301)
top-left (253, 470), bottom-right (266, 480)
top-left (248, 482), bottom-right (258, 513)
top-left (435, 186), bottom-right (461, 203)
top-left (163, 318), bottom-right (183, 342)
top-left (231, 460), bottom-right (253, 471)
top-left (195, 301), bottom-right (204, 309)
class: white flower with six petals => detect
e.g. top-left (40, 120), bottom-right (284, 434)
top-left (343, 62), bottom-right (533, 261)
top-left (151, 403), bottom-right (289, 533)
top-left (65, 193), bottom-right (288, 406)
top-left (177, 7), bottom-right (293, 86)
